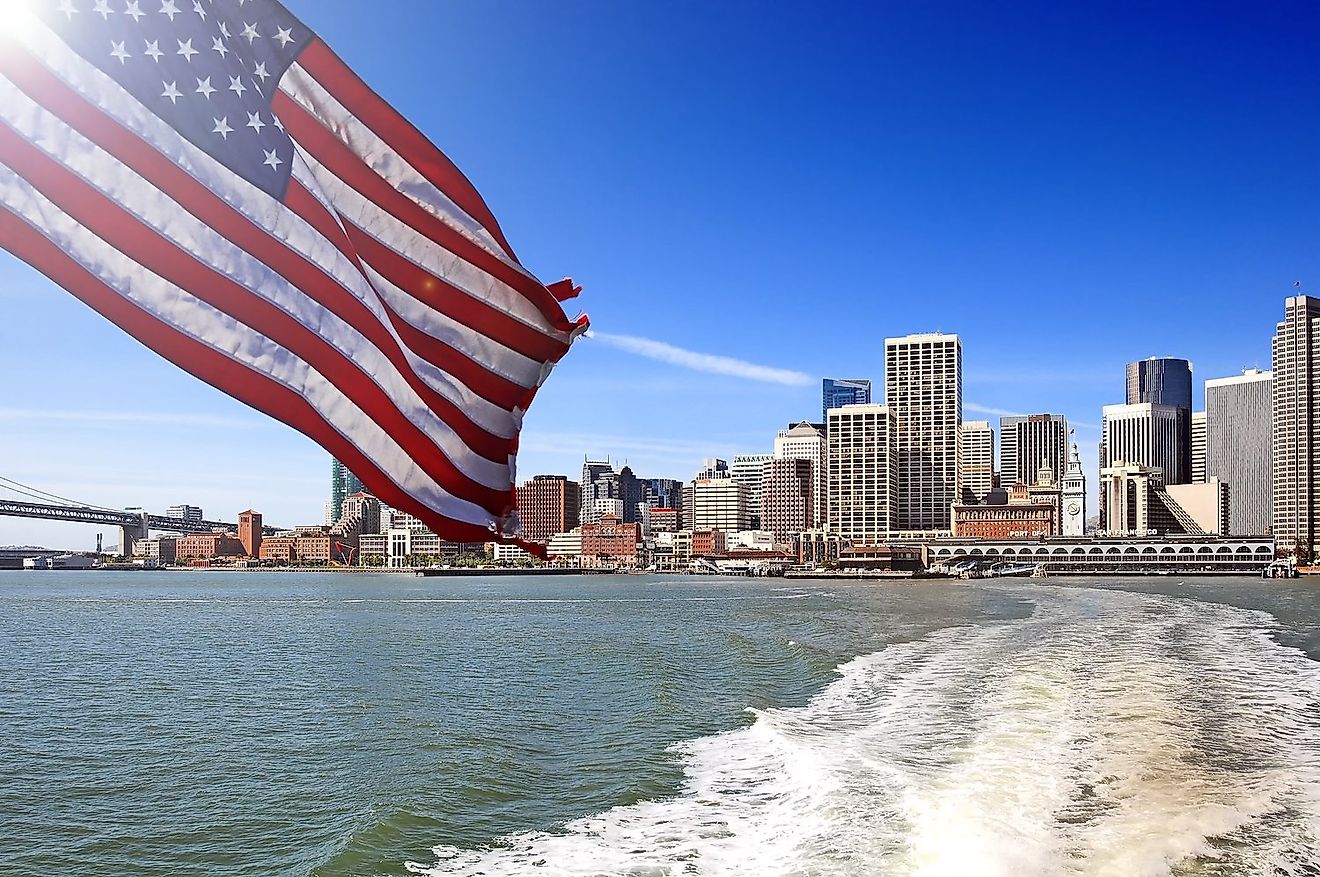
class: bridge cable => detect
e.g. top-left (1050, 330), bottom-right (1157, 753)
top-left (0, 475), bottom-right (121, 513)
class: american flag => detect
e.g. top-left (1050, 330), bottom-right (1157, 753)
top-left (0, 1), bottom-right (588, 547)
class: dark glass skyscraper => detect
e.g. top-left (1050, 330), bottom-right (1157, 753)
top-left (1125, 357), bottom-right (1193, 485)
top-left (822, 378), bottom-right (872, 421)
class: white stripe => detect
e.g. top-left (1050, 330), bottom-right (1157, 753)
top-left (15, 17), bottom-right (566, 345)
top-left (281, 61), bottom-right (517, 268)
top-left (0, 160), bottom-right (500, 530)
top-left (289, 146), bottom-right (554, 333)
top-left (0, 75), bottom-right (516, 485)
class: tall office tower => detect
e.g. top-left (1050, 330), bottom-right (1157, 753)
top-left (959, 421), bottom-right (995, 503)
top-left (760, 457), bottom-right (814, 544)
top-left (687, 474), bottom-right (748, 532)
top-left (517, 475), bottom-right (582, 542)
top-left (1205, 370), bottom-right (1272, 536)
top-left (580, 459), bottom-right (618, 524)
top-left (998, 415), bottom-right (1026, 488)
top-left (775, 421), bottom-right (828, 527)
top-left (732, 454), bottom-right (774, 528)
top-left (827, 404), bottom-right (897, 544)
top-left (330, 459), bottom-right (364, 525)
top-left (644, 478), bottom-right (685, 526)
top-left (885, 333), bottom-right (962, 532)
top-left (1102, 403), bottom-right (1186, 485)
top-left (1273, 295), bottom-right (1320, 558)
top-left (1007, 414), bottom-right (1069, 488)
top-left (617, 466), bottom-right (645, 525)
top-left (822, 378), bottom-right (872, 423)
top-left (1126, 357), bottom-right (1193, 485)
top-left (1191, 412), bottom-right (1207, 483)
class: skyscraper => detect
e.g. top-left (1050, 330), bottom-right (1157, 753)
top-left (1191, 411), bottom-right (1207, 484)
top-left (1102, 403), bottom-right (1186, 485)
top-left (998, 415), bottom-right (1026, 489)
top-left (517, 475), bottom-right (582, 542)
top-left (1205, 369), bottom-right (1272, 536)
top-left (827, 404), bottom-right (897, 544)
top-left (330, 459), bottom-right (364, 526)
top-left (1273, 296), bottom-right (1320, 558)
top-left (732, 454), bottom-right (774, 528)
top-left (775, 422), bottom-right (828, 528)
top-left (822, 378), bottom-right (871, 422)
top-left (1126, 357), bottom-right (1193, 485)
top-left (1005, 414), bottom-right (1069, 488)
top-left (760, 457), bottom-right (814, 545)
top-left (959, 421), bottom-right (994, 503)
top-left (580, 459), bottom-right (618, 525)
top-left (885, 333), bottom-right (962, 532)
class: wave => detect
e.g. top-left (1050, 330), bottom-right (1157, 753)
top-left (407, 587), bottom-right (1320, 876)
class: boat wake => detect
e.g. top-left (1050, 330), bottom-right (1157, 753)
top-left (408, 587), bottom-right (1320, 876)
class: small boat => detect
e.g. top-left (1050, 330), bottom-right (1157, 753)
top-left (985, 561), bottom-right (1041, 578)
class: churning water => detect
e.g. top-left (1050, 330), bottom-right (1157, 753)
top-left (1, 573), bottom-right (1318, 876)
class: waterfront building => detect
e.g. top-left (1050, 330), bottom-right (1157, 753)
top-left (727, 530), bottom-right (775, 552)
top-left (1102, 403), bottom-right (1186, 485)
top-left (952, 493), bottom-right (1056, 540)
top-left (238, 510), bottom-right (262, 558)
top-left (1191, 412), bottom-right (1207, 484)
top-left (259, 536), bottom-right (298, 563)
top-left (330, 459), bottom-right (364, 524)
top-left (827, 403), bottom-right (897, 544)
top-left (959, 421), bottom-right (995, 503)
top-left (1061, 443), bottom-right (1088, 536)
top-left (775, 421), bottom-right (828, 527)
top-left (822, 378), bottom-right (871, 422)
top-left (165, 504), bottom-right (204, 524)
top-left (690, 530), bottom-right (727, 557)
top-left (1005, 415), bottom-right (1069, 489)
top-left (732, 454), bottom-right (774, 528)
top-left (646, 507), bottom-right (680, 534)
top-left (1205, 369), bottom-right (1273, 536)
top-left (1126, 357), bottom-right (1193, 485)
top-left (686, 475), bottom-right (748, 532)
top-left (885, 332), bottom-right (962, 532)
top-left (132, 536), bottom-right (177, 565)
top-left (358, 533), bottom-right (387, 562)
top-left (516, 475), bottom-right (582, 542)
top-left (760, 457), bottom-right (814, 545)
top-left (1164, 482), bottom-right (1230, 536)
top-left (1273, 295), bottom-right (1320, 559)
top-left (1100, 461), bottom-right (1219, 536)
top-left (545, 529), bottom-right (583, 565)
top-left (176, 532), bottom-right (245, 563)
top-left (928, 536), bottom-right (1275, 575)
top-left (580, 514), bottom-right (641, 568)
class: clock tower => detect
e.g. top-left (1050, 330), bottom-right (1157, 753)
top-left (1061, 440), bottom-right (1087, 536)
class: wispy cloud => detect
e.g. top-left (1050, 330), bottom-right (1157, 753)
top-left (0, 408), bottom-right (261, 429)
top-left (587, 332), bottom-right (813, 387)
top-left (965, 402), bottom-right (1025, 418)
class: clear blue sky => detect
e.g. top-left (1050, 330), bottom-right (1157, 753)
top-left (2, 0), bottom-right (1318, 547)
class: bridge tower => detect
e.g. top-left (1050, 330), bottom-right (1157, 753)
top-left (118, 512), bottom-right (149, 558)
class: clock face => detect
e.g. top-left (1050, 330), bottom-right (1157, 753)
top-left (1067, 502), bottom-right (1081, 516)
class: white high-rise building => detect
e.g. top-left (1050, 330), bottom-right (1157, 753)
top-left (959, 421), bottom-right (994, 503)
top-left (885, 332), bottom-right (962, 533)
top-left (827, 404), bottom-right (897, 544)
top-left (687, 476), bottom-right (748, 532)
top-left (1206, 369), bottom-right (1273, 536)
top-left (1191, 411), bottom-right (1207, 484)
top-left (1273, 296), bottom-right (1320, 558)
top-left (774, 421), bottom-right (828, 527)
top-left (731, 454), bottom-right (774, 528)
top-left (1102, 403), bottom-right (1186, 485)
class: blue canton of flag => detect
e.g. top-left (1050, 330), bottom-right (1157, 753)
top-left (39, 0), bottom-right (313, 198)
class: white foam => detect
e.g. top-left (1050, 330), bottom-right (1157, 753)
top-left (408, 587), bottom-right (1320, 876)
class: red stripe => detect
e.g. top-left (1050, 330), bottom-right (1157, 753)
top-left (0, 49), bottom-right (537, 418)
top-left (340, 222), bottom-right (571, 365)
top-left (0, 122), bottom-right (512, 511)
top-left (0, 204), bottom-right (510, 545)
top-left (272, 90), bottom-right (579, 335)
top-left (296, 40), bottom-right (519, 262)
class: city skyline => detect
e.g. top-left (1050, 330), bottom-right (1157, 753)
top-left (1, 0), bottom-right (1317, 546)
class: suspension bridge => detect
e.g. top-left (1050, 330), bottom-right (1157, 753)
top-left (0, 476), bottom-right (280, 555)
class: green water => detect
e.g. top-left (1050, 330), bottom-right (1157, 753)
top-left (1, 572), bottom-right (1317, 876)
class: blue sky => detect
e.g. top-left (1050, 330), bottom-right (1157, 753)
top-left (2, 0), bottom-right (1318, 548)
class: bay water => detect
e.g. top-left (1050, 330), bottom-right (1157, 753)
top-left (1, 572), bottom-right (1318, 876)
